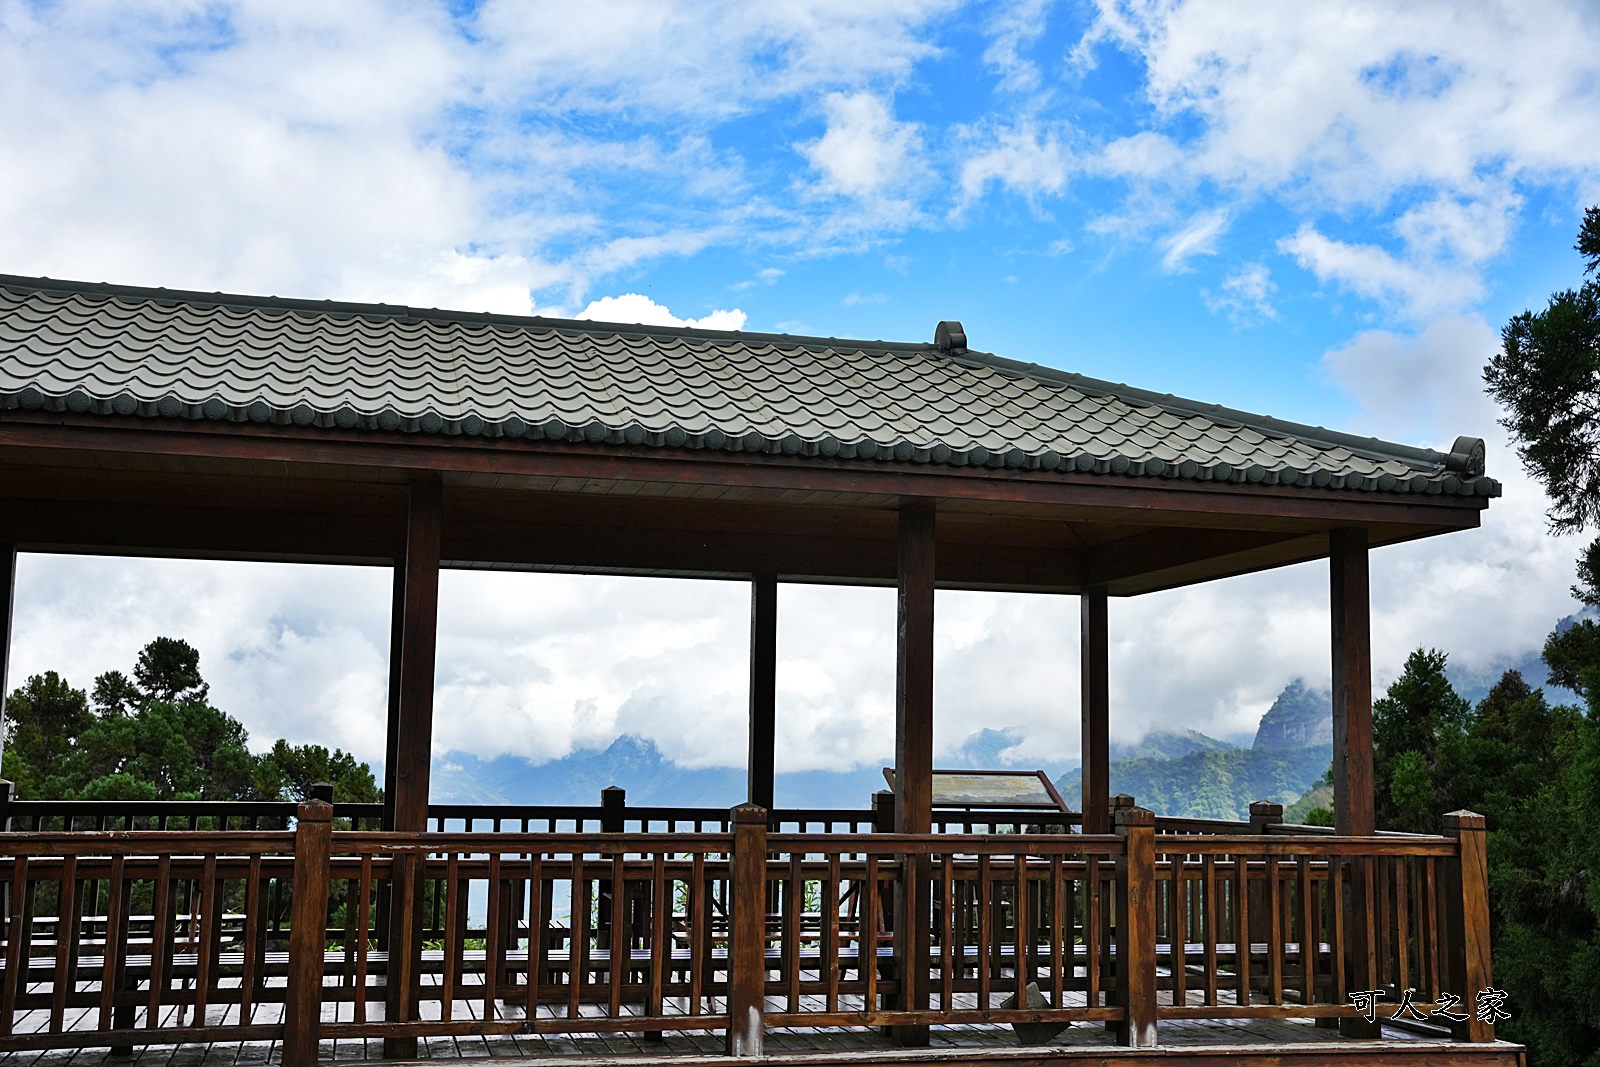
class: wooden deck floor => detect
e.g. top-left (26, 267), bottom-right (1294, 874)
top-left (0, 1002), bottom-right (1524, 1067)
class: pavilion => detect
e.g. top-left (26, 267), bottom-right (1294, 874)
top-left (0, 275), bottom-right (1509, 1064)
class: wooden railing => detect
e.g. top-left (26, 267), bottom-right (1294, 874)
top-left (0, 801), bottom-right (1495, 1060)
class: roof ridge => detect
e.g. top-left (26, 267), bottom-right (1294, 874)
top-left (0, 273), bottom-right (934, 356)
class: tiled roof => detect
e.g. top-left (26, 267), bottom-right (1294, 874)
top-left (0, 276), bottom-right (1497, 498)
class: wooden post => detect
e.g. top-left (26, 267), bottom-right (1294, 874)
top-left (892, 501), bottom-right (935, 1047)
top-left (748, 574), bottom-right (778, 811)
top-left (1114, 806), bottom-right (1157, 1047)
top-left (1330, 528), bottom-right (1378, 1038)
top-left (383, 476), bottom-right (442, 1059)
top-left (727, 803), bottom-right (767, 1057)
top-left (284, 799), bottom-right (333, 1067)
top-left (1081, 587), bottom-right (1110, 835)
top-left (1444, 811), bottom-right (1494, 1042)
top-left (600, 785), bottom-right (626, 833)
top-left (0, 543), bottom-right (15, 779)
top-left (0, 780), bottom-right (11, 833)
top-left (1248, 800), bottom-right (1281, 1008)
top-left (872, 790), bottom-right (895, 834)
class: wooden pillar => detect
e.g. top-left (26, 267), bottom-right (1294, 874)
top-left (1330, 527), bottom-right (1378, 1038)
top-left (383, 476), bottom-right (443, 1059)
top-left (0, 543), bottom-right (15, 777)
top-left (1080, 587), bottom-right (1110, 835)
top-left (390, 476), bottom-right (443, 833)
top-left (892, 501), bottom-right (935, 1047)
top-left (747, 573), bottom-right (778, 811)
top-left (1330, 528), bottom-right (1374, 837)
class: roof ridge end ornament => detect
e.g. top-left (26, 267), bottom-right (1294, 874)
top-left (934, 320), bottom-right (966, 353)
top-left (1445, 435), bottom-right (1486, 477)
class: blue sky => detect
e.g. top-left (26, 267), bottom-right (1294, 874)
top-left (3, 1), bottom-right (1598, 786)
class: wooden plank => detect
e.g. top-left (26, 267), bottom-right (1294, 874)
top-left (48, 854), bottom-right (75, 1032)
top-left (1171, 854), bottom-right (1187, 1009)
top-left (1086, 856), bottom-right (1101, 1009)
top-left (787, 853), bottom-right (804, 1013)
top-left (1080, 588), bottom-right (1110, 834)
top-left (1233, 852), bottom-right (1250, 1007)
top-left (826, 854), bottom-right (841, 1012)
top-left (527, 853), bottom-right (545, 1021)
top-left (1202, 854), bottom-right (1218, 1007)
top-left (354, 854), bottom-right (371, 1025)
top-left (1050, 854), bottom-right (1064, 1011)
top-left (442, 852), bottom-right (460, 1021)
top-left (747, 574), bottom-right (778, 810)
top-left (608, 851), bottom-right (624, 1018)
top-left (96, 855), bottom-right (124, 1030)
top-left (1297, 854), bottom-right (1314, 1008)
top-left (147, 854), bottom-right (173, 1029)
top-left (0, 851), bottom-right (27, 1036)
top-left (648, 851), bottom-right (666, 1020)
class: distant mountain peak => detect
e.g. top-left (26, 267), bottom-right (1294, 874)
top-left (1252, 679), bottom-right (1332, 751)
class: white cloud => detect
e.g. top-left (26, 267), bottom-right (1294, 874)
top-left (799, 91), bottom-right (923, 202)
top-left (1321, 314), bottom-right (1501, 443)
top-left (1159, 208), bottom-right (1229, 272)
top-left (1202, 261), bottom-right (1277, 324)
top-left (578, 293), bottom-right (747, 331)
top-left (981, 0), bottom-right (1055, 95)
top-left (956, 121), bottom-right (1072, 206)
top-left (1279, 223), bottom-right (1485, 318)
top-left (1078, 1), bottom-right (1600, 314)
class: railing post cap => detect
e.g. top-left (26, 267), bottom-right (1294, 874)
top-left (731, 802), bottom-right (768, 824)
top-left (1114, 805), bottom-right (1155, 829)
top-left (1443, 809), bottom-right (1486, 830)
top-left (296, 798), bottom-right (334, 822)
top-left (309, 782), bottom-right (335, 804)
top-left (1109, 793), bottom-right (1136, 807)
top-left (1248, 801), bottom-right (1284, 817)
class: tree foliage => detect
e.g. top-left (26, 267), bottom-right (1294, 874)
top-left (1485, 206), bottom-right (1600, 602)
top-left (1373, 644), bottom-right (1599, 1064)
top-left (2, 637), bottom-right (379, 805)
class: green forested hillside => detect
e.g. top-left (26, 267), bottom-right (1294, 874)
top-left (1055, 742), bottom-right (1329, 820)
